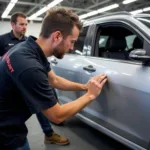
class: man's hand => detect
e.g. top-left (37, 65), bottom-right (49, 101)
top-left (87, 74), bottom-right (107, 100)
top-left (43, 73), bottom-right (107, 124)
top-left (82, 83), bottom-right (88, 91)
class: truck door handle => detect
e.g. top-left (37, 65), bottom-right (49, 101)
top-left (51, 60), bottom-right (58, 64)
top-left (83, 65), bottom-right (96, 72)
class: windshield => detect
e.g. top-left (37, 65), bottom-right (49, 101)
top-left (135, 17), bottom-right (150, 29)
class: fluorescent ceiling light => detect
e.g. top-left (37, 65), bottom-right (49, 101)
top-left (2, 3), bottom-right (15, 18)
top-left (122, 0), bottom-right (137, 4)
top-left (1, 0), bottom-right (18, 18)
top-left (28, 17), bottom-right (43, 21)
top-left (130, 9), bottom-right (143, 15)
top-left (11, 0), bottom-right (18, 3)
top-left (79, 4), bottom-right (119, 20)
top-left (29, 6), bottom-right (47, 19)
top-left (143, 7), bottom-right (150, 12)
top-left (97, 4), bottom-right (119, 13)
top-left (47, 0), bottom-right (62, 8)
top-left (130, 6), bottom-right (150, 15)
top-left (79, 11), bottom-right (99, 19)
top-left (79, 14), bottom-right (88, 20)
top-left (86, 10), bottom-right (99, 17)
top-left (5, 3), bottom-right (15, 12)
top-left (28, 0), bottom-right (63, 20)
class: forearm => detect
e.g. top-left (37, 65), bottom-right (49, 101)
top-left (52, 75), bottom-right (87, 91)
top-left (48, 94), bottom-right (93, 123)
top-left (44, 73), bottom-right (107, 124)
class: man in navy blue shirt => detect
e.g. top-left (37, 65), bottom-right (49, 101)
top-left (0, 8), bottom-right (107, 150)
top-left (0, 12), bottom-right (69, 147)
top-left (0, 13), bottom-right (27, 56)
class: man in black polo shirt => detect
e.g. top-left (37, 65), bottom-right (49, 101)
top-left (0, 8), bottom-right (107, 150)
top-left (0, 12), bottom-right (70, 147)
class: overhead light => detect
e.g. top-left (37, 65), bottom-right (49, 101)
top-left (143, 7), bottom-right (150, 12)
top-left (97, 4), bottom-right (119, 13)
top-left (79, 14), bottom-right (88, 20)
top-left (28, 0), bottom-right (63, 20)
top-left (122, 0), bottom-right (137, 4)
top-left (1, 0), bottom-right (18, 18)
top-left (5, 15), bottom-right (11, 19)
top-left (86, 11), bottom-right (99, 17)
top-left (29, 6), bottom-right (48, 20)
top-left (5, 3), bottom-right (15, 12)
top-left (130, 9), bottom-right (143, 15)
top-left (79, 4), bottom-right (119, 20)
top-left (28, 17), bottom-right (43, 21)
top-left (11, 0), bottom-right (18, 2)
top-left (47, 0), bottom-right (63, 8)
top-left (79, 11), bottom-right (99, 19)
top-left (130, 6), bottom-right (150, 15)
top-left (2, 3), bottom-right (15, 18)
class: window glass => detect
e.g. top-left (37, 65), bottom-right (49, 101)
top-left (125, 35), bottom-right (136, 50)
top-left (97, 25), bottom-right (143, 61)
top-left (99, 36), bottom-right (109, 48)
top-left (68, 26), bottom-right (89, 54)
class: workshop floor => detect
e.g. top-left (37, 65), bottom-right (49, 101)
top-left (26, 115), bottom-right (132, 150)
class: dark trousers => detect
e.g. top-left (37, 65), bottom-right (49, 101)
top-left (36, 112), bottom-right (53, 137)
top-left (14, 139), bottom-right (30, 150)
top-left (36, 89), bottom-right (58, 137)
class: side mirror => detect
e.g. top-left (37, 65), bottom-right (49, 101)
top-left (129, 49), bottom-right (150, 63)
top-left (75, 50), bottom-right (83, 55)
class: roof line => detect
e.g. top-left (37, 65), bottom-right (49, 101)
top-left (85, 11), bottom-right (130, 21)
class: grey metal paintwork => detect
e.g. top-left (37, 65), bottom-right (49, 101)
top-left (80, 57), bottom-right (150, 149)
top-left (48, 13), bottom-right (150, 150)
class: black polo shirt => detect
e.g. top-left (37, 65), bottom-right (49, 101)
top-left (0, 36), bottom-right (57, 150)
top-left (0, 30), bottom-right (27, 56)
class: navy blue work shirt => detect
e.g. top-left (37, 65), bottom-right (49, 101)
top-left (0, 30), bottom-right (27, 56)
top-left (0, 36), bottom-right (57, 150)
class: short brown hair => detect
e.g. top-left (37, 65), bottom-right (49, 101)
top-left (40, 8), bottom-right (83, 38)
top-left (11, 12), bottom-right (27, 24)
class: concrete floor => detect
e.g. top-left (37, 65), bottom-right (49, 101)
top-left (26, 115), bottom-right (132, 150)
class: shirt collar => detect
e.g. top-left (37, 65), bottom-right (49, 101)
top-left (9, 30), bottom-right (27, 41)
top-left (26, 36), bottom-right (49, 67)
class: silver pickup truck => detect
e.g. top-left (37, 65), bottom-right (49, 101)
top-left (48, 12), bottom-right (150, 150)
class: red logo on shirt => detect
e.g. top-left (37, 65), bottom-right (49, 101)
top-left (2, 52), bottom-right (14, 73)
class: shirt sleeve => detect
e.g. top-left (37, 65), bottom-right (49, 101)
top-left (46, 61), bottom-right (51, 72)
top-left (17, 67), bottom-right (57, 114)
top-left (0, 35), bottom-right (5, 56)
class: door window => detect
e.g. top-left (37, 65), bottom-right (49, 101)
top-left (97, 25), bottom-right (143, 61)
top-left (68, 26), bottom-right (89, 54)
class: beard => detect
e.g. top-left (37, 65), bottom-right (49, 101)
top-left (17, 31), bottom-right (25, 37)
top-left (53, 41), bottom-right (66, 59)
